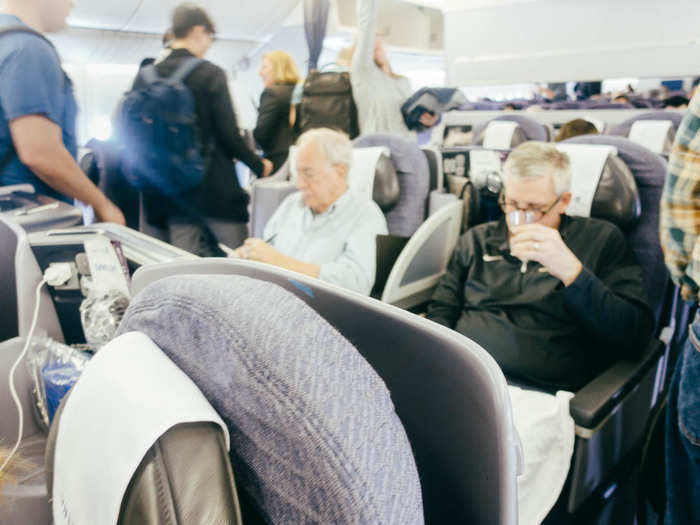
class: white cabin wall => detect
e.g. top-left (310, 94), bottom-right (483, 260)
top-left (445, 0), bottom-right (700, 86)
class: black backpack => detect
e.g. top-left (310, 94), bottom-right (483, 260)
top-left (115, 57), bottom-right (207, 197)
top-left (296, 70), bottom-right (359, 139)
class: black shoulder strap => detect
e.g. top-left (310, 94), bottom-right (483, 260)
top-left (169, 57), bottom-right (204, 84)
top-left (139, 64), bottom-right (160, 85)
top-left (138, 57), bottom-right (203, 86)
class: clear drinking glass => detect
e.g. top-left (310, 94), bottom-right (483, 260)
top-left (509, 210), bottom-right (536, 272)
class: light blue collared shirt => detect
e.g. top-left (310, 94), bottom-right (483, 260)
top-left (263, 190), bottom-right (388, 295)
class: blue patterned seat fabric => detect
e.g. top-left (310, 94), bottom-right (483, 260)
top-left (117, 274), bottom-right (424, 525)
top-left (354, 134), bottom-right (431, 238)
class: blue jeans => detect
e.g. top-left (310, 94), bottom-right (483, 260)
top-left (666, 310), bottom-right (700, 525)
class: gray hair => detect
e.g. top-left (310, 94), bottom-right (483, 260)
top-left (296, 128), bottom-right (353, 173)
top-left (502, 141), bottom-right (571, 196)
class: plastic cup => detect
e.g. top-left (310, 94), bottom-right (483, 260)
top-left (508, 210), bottom-right (536, 227)
top-left (509, 210), bottom-right (536, 272)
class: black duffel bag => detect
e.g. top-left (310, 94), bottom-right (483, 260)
top-left (296, 69), bottom-right (360, 139)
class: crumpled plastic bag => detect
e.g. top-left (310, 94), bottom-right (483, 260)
top-left (79, 276), bottom-right (130, 350)
top-left (26, 337), bottom-right (92, 430)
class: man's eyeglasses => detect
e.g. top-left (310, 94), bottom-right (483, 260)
top-left (498, 193), bottom-right (560, 219)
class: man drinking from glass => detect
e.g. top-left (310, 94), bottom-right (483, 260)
top-left (426, 141), bottom-right (653, 390)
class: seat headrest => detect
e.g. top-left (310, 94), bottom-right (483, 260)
top-left (347, 146), bottom-right (400, 211)
top-left (555, 144), bottom-right (641, 230)
top-left (287, 145), bottom-right (400, 212)
top-left (48, 332), bottom-right (232, 525)
top-left (482, 121), bottom-right (528, 149)
top-left (627, 120), bottom-right (675, 155)
top-left (353, 134), bottom-right (431, 236)
top-left (115, 274), bottom-right (424, 524)
top-left (611, 111), bottom-right (684, 139)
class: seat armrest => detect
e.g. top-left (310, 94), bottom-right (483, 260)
top-left (570, 338), bottom-right (664, 428)
top-left (381, 200), bottom-right (462, 307)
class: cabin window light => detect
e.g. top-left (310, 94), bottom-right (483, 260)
top-left (88, 115), bottom-right (112, 141)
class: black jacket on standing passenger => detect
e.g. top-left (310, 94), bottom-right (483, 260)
top-left (426, 215), bottom-right (655, 390)
top-left (253, 84), bottom-right (295, 172)
top-left (132, 48), bottom-right (263, 223)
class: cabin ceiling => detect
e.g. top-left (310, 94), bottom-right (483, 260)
top-left (67, 0), bottom-right (300, 41)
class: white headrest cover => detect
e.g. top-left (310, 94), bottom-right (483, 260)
top-left (555, 144), bottom-right (617, 217)
top-left (628, 120), bottom-right (673, 154)
top-left (483, 121), bottom-right (519, 149)
top-left (52, 332), bottom-right (229, 525)
top-left (288, 146), bottom-right (299, 183)
top-left (288, 145), bottom-right (389, 202)
top-left (347, 147), bottom-right (390, 200)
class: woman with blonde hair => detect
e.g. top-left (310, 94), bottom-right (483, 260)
top-left (254, 51), bottom-right (301, 171)
top-left (350, 0), bottom-right (438, 138)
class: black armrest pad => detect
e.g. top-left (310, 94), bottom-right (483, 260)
top-left (570, 339), bottom-right (664, 428)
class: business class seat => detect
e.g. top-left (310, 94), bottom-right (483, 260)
top-left (46, 260), bottom-right (521, 524)
top-left (472, 115), bottom-right (550, 148)
top-left (250, 134), bottom-right (462, 309)
top-left (610, 111), bottom-right (685, 156)
top-left (545, 135), bottom-right (678, 524)
top-left (0, 219), bottom-right (198, 525)
top-left (436, 136), bottom-right (677, 523)
top-left (47, 274), bottom-right (433, 524)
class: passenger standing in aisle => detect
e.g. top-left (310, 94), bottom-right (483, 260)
top-left (132, 3), bottom-right (273, 254)
top-left (660, 88), bottom-right (700, 525)
top-left (254, 51), bottom-right (300, 173)
top-left (0, 0), bottom-right (125, 224)
top-left (350, 0), bottom-right (438, 138)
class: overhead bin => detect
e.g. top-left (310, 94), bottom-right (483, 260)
top-left (331, 0), bottom-right (444, 52)
top-left (444, 0), bottom-right (700, 85)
